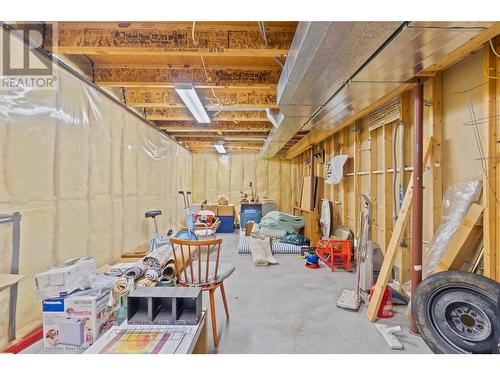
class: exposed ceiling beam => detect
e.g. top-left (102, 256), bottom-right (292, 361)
top-left (182, 140), bottom-right (263, 148)
top-left (176, 137), bottom-right (265, 143)
top-left (172, 132), bottom-right (268, 139)
top-left (124, 88), bottom-right (277, 108)
top-left (49, 27), bottom-right (294, 57)
top-left (148, 108), bottom-right (269, 122)
top-left (94, 66), bottom-right (280, 89)
top-left (55, 22), bottom-right (297, 32)
top-left (159, 121), bottom-right (273, 132)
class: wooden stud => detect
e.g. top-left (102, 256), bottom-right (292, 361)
top-left (483, 41), bottom-right (498, 281)
top-left (396, 91), bottom-right (411, 287)
top-left (382, 123), bottom-right (393, 254)
top-left (367, 137), bottom-right (433, 322)
top-left (353, 125), bottom-right (361, 235)
top-left (340, 129), bottom-right (349, 226)
top-left (431, 73), bottom-right (444, 233)
top-left (369, 128), bottom-right (378, 244)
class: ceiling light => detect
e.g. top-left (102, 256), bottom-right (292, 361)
top-left (214, 143), bottom-right (226, 154)
top-left (174, 83), bottom-right (210, 123)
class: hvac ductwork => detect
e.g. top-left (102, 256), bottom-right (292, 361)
top-left (262, 21), bottom-right (495, 158)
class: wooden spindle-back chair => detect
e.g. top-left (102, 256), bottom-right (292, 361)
top-left (170, 237), bottom-right (234, 348)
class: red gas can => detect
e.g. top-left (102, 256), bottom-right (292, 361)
top-left (369, 286), bottom-right (393, 318)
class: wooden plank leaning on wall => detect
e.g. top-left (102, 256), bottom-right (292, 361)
top-left (483, 38), bottom-right (499, 282)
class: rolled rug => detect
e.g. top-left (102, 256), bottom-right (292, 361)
top-left (144, 267), bottom-right (162, 281)
top-left (135, 277), bottom-right (157, 288)
top-left (108, 276), bottom-right (134, 306)
top-left (162, 259), bottom-right (176, 280)
top-left (143, 247), bottom-right (171, 269)
top-left (124, 261), bottom-right (147, 279)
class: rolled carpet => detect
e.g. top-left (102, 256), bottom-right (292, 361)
top-left (162, 259), bottom-right (176, 280)
top-left (144, 268), bottom-right (162, 281)
top-left (250, 235), bottom-right (278, 267)
top-left (259, 211), bottom-right (305, 234)
top-left (108, 276), bottom-right (134, 306)
top-left (135, 277), bottom-right (157, 288)
top-left (143, 247), bottom-right (171, 269)
top-left (124, 262), bottom-right (147, 279)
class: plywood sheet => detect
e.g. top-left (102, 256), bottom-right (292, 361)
top-left (301, 176), bottom-right (312, 211)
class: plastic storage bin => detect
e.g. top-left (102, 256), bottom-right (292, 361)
top-left (240, 208), bottom-right (261, 229)
top-left (217, 216), bottom-right (235, 233)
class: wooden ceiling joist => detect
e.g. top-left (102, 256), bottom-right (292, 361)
top-left (176, 137), bottom-right (265, 143)
top-left (171, 132), bottom-right (268, 139)
top-left (95, 66), bottom-right (280, 89)
top-left (125, 88), bottom-right (277, 108)
top-left (148, 109), bottom-right (269, 122)
top-left (50, 26), bottom-right (295, 58)
top-left (182, 140), bottom-right (263, 148)
top-left (158, 121), bottom-right (273, 132)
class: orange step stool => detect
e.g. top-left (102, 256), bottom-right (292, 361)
top-left (316, 239), bottom-right (352, 272)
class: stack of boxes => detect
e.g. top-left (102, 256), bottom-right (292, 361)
top-left (35, 257), bottom-right (118, 351)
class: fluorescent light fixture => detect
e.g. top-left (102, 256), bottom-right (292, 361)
top-left (174, 83), bottom-right (210, 123)
top-left (214, 143), bottom-right (226, 154)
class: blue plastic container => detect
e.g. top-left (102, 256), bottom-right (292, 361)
top-left (240, 208), bottom-right (261, 229)
top-left (217, 215), bottom-right (235, 233)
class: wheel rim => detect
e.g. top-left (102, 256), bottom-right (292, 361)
top-left (443, 301), bottom-right (492, 342)
top-left (426, 286), bottom-right (494, 353)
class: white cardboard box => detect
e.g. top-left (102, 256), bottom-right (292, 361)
top-left (42, 287), bottom-right (118, 352)
top-left (35, 257), bottom-right (97, 300)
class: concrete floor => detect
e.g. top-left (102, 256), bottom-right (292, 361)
top-left (22, 232), bottom-right (432, 354)
top-left (209, 232), bottom-right (431, 354)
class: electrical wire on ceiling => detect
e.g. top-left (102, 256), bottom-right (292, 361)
top-left (190, 20), bottom-right (225, 115)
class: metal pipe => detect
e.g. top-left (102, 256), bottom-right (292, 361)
top-left (410, 83), bottom-right (424, 334)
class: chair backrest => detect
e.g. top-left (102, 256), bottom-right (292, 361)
top-left (170, 238), bottom-right (223, 287)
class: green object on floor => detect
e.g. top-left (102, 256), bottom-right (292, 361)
top-left (259, 211), bottom-right (305, 234)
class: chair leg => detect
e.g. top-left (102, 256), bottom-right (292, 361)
top-left (220, 282), bottom-right (229, 318)
top-left (209, 289), bottom-right (218, 348)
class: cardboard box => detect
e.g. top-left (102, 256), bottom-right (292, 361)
top-left (217, 204), bottom-right (235, 217)
top-left (201, 204), bottom-right (217, 214)
top-left (42, 286), bottom-right (118, 352)
top-left (35, 257), bottom-right (97, 300)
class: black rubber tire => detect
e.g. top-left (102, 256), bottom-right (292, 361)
top-left (412, 270), bottom-right (499, 354)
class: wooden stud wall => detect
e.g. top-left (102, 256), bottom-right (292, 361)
top-left (291, 43), bottom-right (500, 282)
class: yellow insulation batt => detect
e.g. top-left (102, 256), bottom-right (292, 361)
top-left (0, 29), bottom-right (192, 351)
